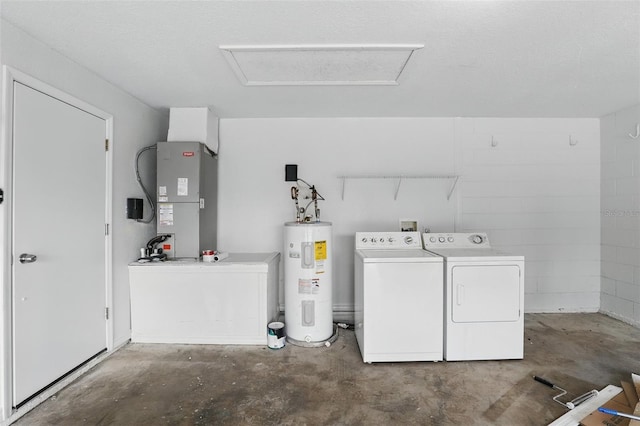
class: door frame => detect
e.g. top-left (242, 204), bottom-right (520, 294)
top-left (0, 66), bottom-right (114, 419)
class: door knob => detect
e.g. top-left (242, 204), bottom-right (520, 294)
top-left (19, 253), bottom-right (37, 264)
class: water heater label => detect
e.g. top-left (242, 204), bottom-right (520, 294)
top-left (315, 241), bottom-right (327, 260)
top-left (159, 186), bottom-right (167, 196)
top-left (298, 279), bottom-right (311, 294)
top-left (182, 151), bottom-right (195, 157)
top-left (158, 204), bottom-right (174, 226)
top-left (298, 278), bottom-right (320, 294)
top-left (177, 178), bottom-right (188, 196)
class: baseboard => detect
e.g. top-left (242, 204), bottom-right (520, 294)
top-left (524, 307), bottom-right (600, 314)
top-left (113, 335), bottom-right (131, 350)
top-left (599, 309), bottom-right (640, 328)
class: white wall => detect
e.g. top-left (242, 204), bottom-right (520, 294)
top-left (218, 117), bottom-right (601, 315)
top-left (456, 118), bottom-right (601, 312)
top-left (218, 118), bottom-right (457, 315)
top-left (0, 19), bottom-right (167, 419)
top-left (600, 104), bottom-right (640, 327)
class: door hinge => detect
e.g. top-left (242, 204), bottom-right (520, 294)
top-left (105, 139), bottom-right (109, 151)
top-left (105, 223), bottom-right (109, 235)
top-left (105, 307), bottom-right (109, 320)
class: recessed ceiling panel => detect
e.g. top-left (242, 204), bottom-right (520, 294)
top-left (219, 44), bottom-right (423, 86)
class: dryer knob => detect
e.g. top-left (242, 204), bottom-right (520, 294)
top-left (438, 237), bottom-right (446, 243)
top-left (361, 238), bottom-right (368, 243)
top-left (472, 235), bottom-right (484, 244)
top-left (447, 237), bottom-right (454, 242)
top-left (429, 237), bottom-right (437, 243)
top-left (404, 236), bottom-right (413, 244)
top-left (388, 237), bottom-right (395, 243)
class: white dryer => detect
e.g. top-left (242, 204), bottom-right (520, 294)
top-left (354, 232), bottom-right (443, 363)
top-left (423, 233), bottom-right (524, 361)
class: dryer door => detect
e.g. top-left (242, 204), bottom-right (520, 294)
top-left (451, 265), bottom-right (521, 323)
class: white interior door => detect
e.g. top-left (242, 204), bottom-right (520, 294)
top-left (12, 82), bottom-right (107, 406)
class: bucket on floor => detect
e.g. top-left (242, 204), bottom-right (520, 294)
top-left (267, 322), bottom-right (286, 349)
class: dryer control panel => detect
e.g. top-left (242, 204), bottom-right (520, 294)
top-left (355, 232), bottom-right (422, 250)
top-left (422, 233), bottom-right (491, 249)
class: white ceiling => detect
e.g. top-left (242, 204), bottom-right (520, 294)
top-left (1, 0), bottom-right (639, 118)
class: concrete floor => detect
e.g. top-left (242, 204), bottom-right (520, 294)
top-left (14, 313), bottom-right (640, 425)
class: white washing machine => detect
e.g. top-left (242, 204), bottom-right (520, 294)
top-left (423, 232), bottom-right (524, 361)
top-left (354, 232), bottom-right (443, 363)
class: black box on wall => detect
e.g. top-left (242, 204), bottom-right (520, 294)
top-left (285, 164), bottom-right (298, 182)
top-left (127, 198), bottom-right (143, 220)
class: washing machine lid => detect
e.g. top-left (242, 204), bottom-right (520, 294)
top-left (357, 249), bottom-right (442, 263)
top-left (424, 248), bottom-right (523, 262)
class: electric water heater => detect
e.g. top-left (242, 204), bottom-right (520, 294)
top-left (284, 222), bottom-right (333, 344)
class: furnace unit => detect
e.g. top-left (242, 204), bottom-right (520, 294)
top-left (156, 141), bottom-right (218, 258)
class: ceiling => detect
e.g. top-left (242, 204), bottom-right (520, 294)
top-left (1, 0), bottom-right (639, 118)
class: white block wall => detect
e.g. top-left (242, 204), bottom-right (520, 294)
top-left (218, 117), bottom-right (601, 315)
top-left (456, 118), bottom-right (601, 312)
top-left (600, 104), bottom-right (640, 327)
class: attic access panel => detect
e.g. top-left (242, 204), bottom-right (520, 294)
top-left (219, 44), bottom-right (423, 86)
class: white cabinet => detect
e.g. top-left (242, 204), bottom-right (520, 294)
top-left (128, 253), bottom-right (280, 344)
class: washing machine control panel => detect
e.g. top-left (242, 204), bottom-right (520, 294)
top-left (422, 232), bottom-right (491, 249)
top-left (355, 232), bottom-right (422, 249)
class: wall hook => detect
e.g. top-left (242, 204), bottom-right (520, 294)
top-left (491, 135), bottom-right (498, 147)
top-left (629, 124), bottom-right (640, 139)
top-left (569, 135), bottom-right (578, 146)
